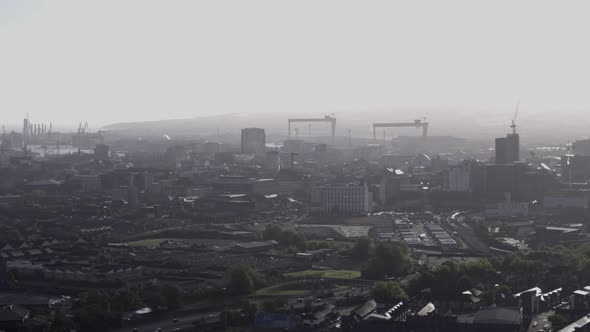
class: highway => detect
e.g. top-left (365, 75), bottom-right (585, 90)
top-left (113, 310), bottom-right (221, 332)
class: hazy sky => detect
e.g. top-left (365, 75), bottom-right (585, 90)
top-left (1, 0), bottom-right (589, 127)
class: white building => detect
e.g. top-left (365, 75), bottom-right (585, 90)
top-left (319, 183), bottom-right (370, 214)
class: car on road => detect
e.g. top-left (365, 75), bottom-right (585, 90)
top-left (172, 318), bottom-right (179, 323)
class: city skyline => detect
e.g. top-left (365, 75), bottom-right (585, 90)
top-left (2, 2), bottom-right (590, 332)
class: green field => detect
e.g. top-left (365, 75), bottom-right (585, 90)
top-left (124, 238), bottom-right (182, 247)
top-left (255, 285), bottom-right (311, 297)
top-left (284, 269), bottom-right (361, 279)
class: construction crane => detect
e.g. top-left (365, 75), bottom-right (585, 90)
top-left (288, 115), bottom-right (336, 140)
top-left (372, 118), bottom-right (428, 141)
top-left (510, 100), bottom-right (520, 135)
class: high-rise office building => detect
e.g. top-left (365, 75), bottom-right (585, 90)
top-left (241, 128), bottom-right (266, 156)
top-left (495, 133), bottom-right (519, 164)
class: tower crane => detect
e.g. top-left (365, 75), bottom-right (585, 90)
top-left (510, 100), bottom-right (520, 135)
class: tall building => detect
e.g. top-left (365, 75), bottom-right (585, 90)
top-left (241, 128), bottom-right (266, 156)
top-left (495, 137), bottom-right (507, 163)
top-left (495, 133), bottom-right (519, 164)
top-left (484, 163), bottom-right (531, 202)
top-left (561, 155), bottom-right (590, 183)
top-left (379, 168), bottom-right (410, 204)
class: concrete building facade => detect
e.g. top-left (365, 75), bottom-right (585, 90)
top-left (319, 183), bottom-right (370, 214)
top-left (241, 128), bottom-right (266, 156)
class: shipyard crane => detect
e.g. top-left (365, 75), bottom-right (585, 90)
top-left (288, 115), bottom-right (336, 140)
top-left (372, 118), bottom-right (429, 141)
top-left (511, 100), bottom-right (520, 134)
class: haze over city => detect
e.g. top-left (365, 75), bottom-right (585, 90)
top-left (2, 0), bottom-right (590, 136)
top-left (3, 2), bottom-right (590, 332)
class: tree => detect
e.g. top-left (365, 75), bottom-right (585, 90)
top-left (261, 297), bottom-right (287, 312)
top-left (548, 313), bottom-right (568, 328)
top-left (262, 224), bottom-right (283, 241)
top-left (281, 230), bottom-right (306, 250)
top-left (111, 288), bottom-right (137, 312)
top-left (161, 285), bottom-right (182, 310)
top-left (261, 224), bottom-right (306, 250)
top-left (372, 282), bottom-right (408, 304)
top-left (145, 293), bottom-right (165, 310)
top-left (241, 301), bottom-right (258, 321)
top-left (75, 303), bottom-right (121, 332)
top-left (407, 270), bottom-right (436, 295)
top-left (227, 267), bottom-right (254, 295)
top-left (351, 237), bottom-right (371, 260)
top-left (7, 271), bottom-right (18, 289)
top-left (50, 307), bottom-right (71, 332)
top-left (363, 243), bottom-right (412, 279)
top-left (227, 266), bottom-right (265, 295)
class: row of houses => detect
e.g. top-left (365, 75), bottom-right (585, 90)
top-left (6, 260), bottom-right (144, 283)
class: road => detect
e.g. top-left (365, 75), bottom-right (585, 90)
top-left (113, 310), bottom-right (221, 332)
top-left (446, 211), bottom-right (490, 254)
top-left (112, 278), bottom-right (365, 332)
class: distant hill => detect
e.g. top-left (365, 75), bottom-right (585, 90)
top-left (102, 108), bottom-right (588, 145)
